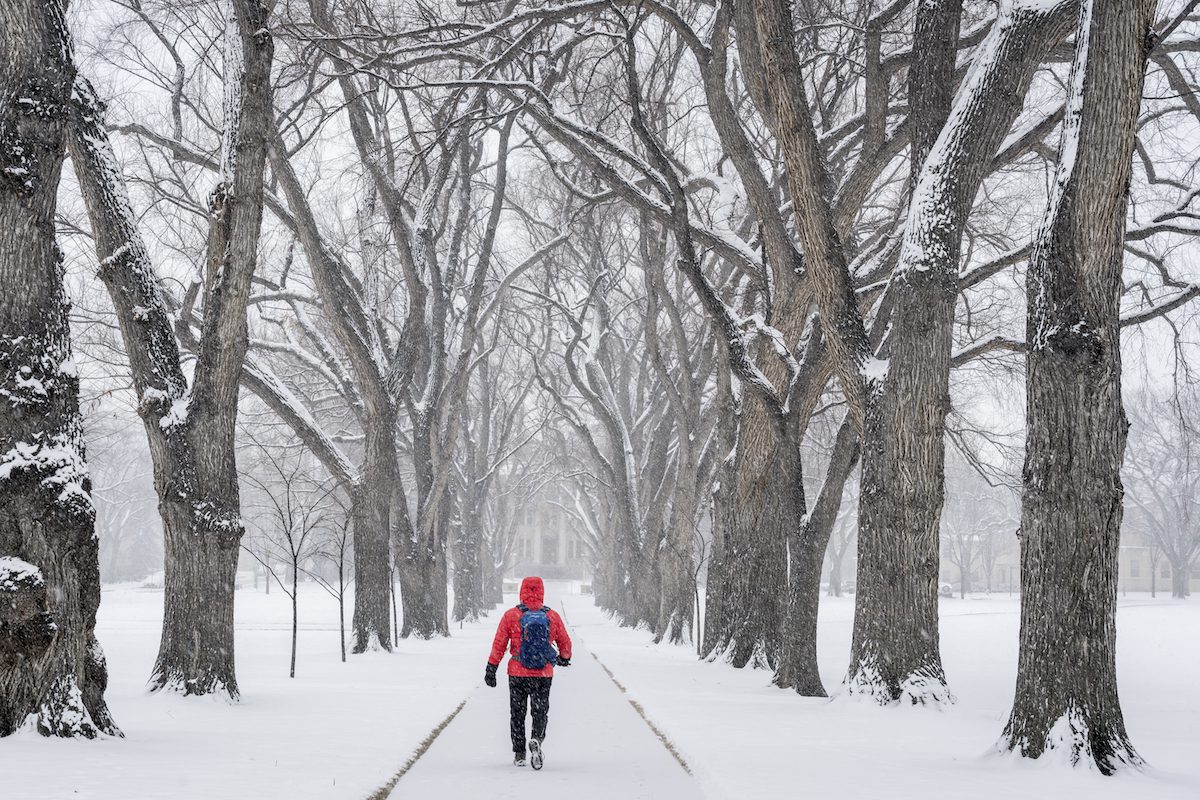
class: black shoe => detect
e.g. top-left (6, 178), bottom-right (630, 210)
top-left (529, 739), bottom-right (544, 771)
top-left (514, 753), bottom-right (527, 767)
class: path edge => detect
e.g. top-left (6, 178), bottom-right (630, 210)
top-left (364, 697), bottom-right (470, 800)
top-left (589, 651), bottom-right (693, 776)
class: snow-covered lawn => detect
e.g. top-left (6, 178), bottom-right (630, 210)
top-left (4, 583), bottom-right (1197, 799)
top-left (4, 582), bottom-right (490, 800)
top-left (564, 592), bottom-right (1200, 800)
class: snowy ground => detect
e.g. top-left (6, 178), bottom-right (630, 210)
top-left (3, 582), bottom-right (491, 800)
top-left (564, 592), bottom-right (1200, 800)
top-left (3, 582), bottom-right (1197, 799)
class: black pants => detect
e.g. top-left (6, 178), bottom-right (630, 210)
top-left (509, 676), bottom-right (552, 754)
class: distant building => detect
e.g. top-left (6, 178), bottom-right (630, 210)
top-left (1117, 529), bottom-right (1200, 595)
top-left (936, 534), bottom-right (1021, 596)
top-left (505, 489), bottom-right (592, 582)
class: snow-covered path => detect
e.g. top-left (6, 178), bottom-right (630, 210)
top-left (386, 597), bottom-right (699, 799)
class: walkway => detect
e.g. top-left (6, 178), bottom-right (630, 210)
top-left (386, 593), bottom-right (700, 799)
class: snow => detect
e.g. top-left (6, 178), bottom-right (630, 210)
top-left (58, 357), bottom-right (78, 378)
top-left (861, 355), bottom-right (891, 382)
top-left (158, 395), bottom-right (190, 430)
top-left (5, 583), bottom-right (1197, 798)
top-left (0, 438), bottom-right (92, 511)
top-left (0, 555), bottom-right (45, 589)
top-left (561, 593), bottom-right (1200, 800)
top-left (100, 242), bottom-right (133, 269)
top-left (3, 583), bottom-right (492, 799)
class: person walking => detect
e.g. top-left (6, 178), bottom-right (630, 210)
top-left (484, 576), bottom-right (572, 769)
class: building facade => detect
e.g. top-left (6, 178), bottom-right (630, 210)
top-left (1117, 529), bottom-right (1200, 595)
top-left (505, 493), bottom-right (592, 582)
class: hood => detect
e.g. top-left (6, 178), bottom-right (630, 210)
top-left (519, 576), bottom-right (545, 610)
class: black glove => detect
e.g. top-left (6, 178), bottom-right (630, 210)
top-left (555, 655), bottom-right (571, 667)
top-left (484, 662), bottom-right (498, 687)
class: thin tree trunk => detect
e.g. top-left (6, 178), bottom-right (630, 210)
top-left (338, 562), bottom-right (346, 663)
top-left (0, 0), bottom-right (117, 737)
top-left (290, 562), bottom-right (298, 679)
top-left (1001, 0), bottom-right (1155, 772)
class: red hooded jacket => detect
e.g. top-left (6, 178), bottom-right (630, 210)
top-left (488, 576), bottom-right (572, 678)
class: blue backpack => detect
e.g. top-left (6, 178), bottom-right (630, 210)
top-left (517, 604), bottom-right (558, 670)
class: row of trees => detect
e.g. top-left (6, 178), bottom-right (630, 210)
top-left (3, 0), bottom-right (1199, 776)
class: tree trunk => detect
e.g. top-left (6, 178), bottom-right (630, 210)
top-left (398, 406), bottom-right (451, 638)
top-left (827, 557), bottom-right (843, 598)
top-left (155, 517), bottom-right (241, 694)
top-left (338, 561), bottom-right (346, 662)
top-left (349, 478), bottom-right (392, 652)
top-left (1001, 0), bottom-right (1155, 773)
top-left (776, 417), bottom-right (859, 696)
top-left (398, 539), bottom-right (450, 638)
top-left (289, 562), bottom-right (298, 678)
top-left (0, 0), bottom-right (117, 737)
top-left (846, 0), bottom-right (1075, 705)
top-left (1171, 563), bottom-right (1189, 599)
top-left (654, 454), bottom-right (698, 645)
top-left (453, 489), bottom-right (485, 623)
top-left (484, 534), bottom-right (504, 607)
top-left (702, 399), bottom-right (793, 669)
top-left (702, 367), bottom-right (737, 658)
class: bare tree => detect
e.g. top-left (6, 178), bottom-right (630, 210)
top-left (941, 454), bottom-right (1018, 597)
top-left (1125, 393), bottom-right (1200, 599)
top-left (66, 0), bottom-right (275, 698)
top-left (311, 512), bottom-right (353, 662)
top-left (242, 434), bottom-right (339, 678)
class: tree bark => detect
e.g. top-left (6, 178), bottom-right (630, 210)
top-left (702, 399), bottom-right (796, 669)
top-left (453, 484), bottom-right (485, 623)
top-left (348, 474), bottom-right (393, 652)
top-left (398, 538), bottom-right (450, 639)
top-left (0, 0), bottom-right (117, 737)
top-left (775, 416), bottom-right (859, 696)
top-left (1000, 0), bottom-right (1155, 773)
top-left (654, 455), bottom-right (699, 645)
top-left (908, 0), bottom-right (964, 190)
